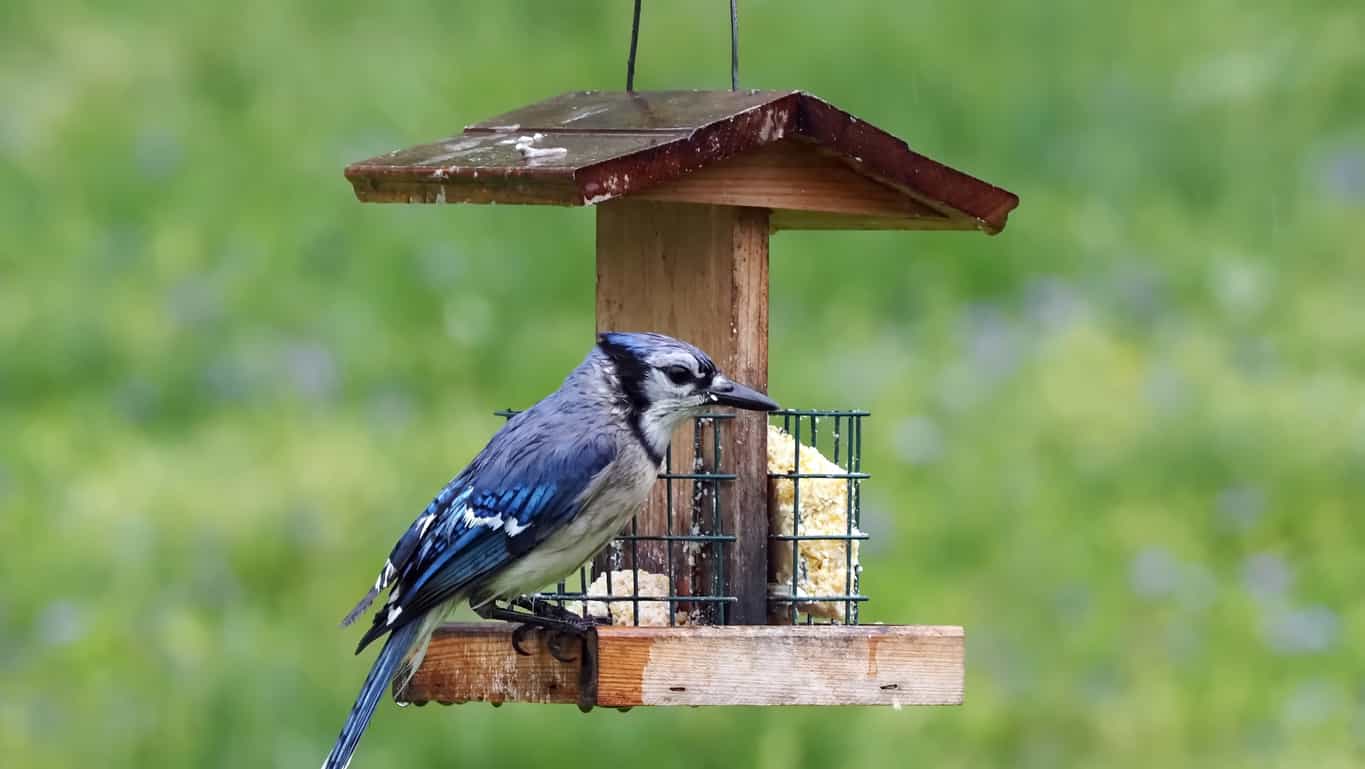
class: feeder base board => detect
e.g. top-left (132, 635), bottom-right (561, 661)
top-left (398, 623), bottom-right (963, 708)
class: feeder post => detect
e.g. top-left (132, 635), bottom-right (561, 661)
top-left (595, 199), bottom-right (770, 625)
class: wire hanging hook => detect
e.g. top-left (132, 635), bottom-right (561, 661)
top-left (730, 0), bottom-right (739, 90)
top-left (625, 1), bottom-right (739, 92)
top-left (626, 0), bottom-right (643, 91)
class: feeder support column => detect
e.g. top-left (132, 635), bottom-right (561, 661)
top-left (595, 199), bottom-right (770, 625)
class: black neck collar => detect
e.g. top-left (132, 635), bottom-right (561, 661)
top-left (597, 342), bottom-right (664, 466)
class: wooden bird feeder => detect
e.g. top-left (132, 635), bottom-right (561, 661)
top-left (345, 89), bottom-right (1017, 709)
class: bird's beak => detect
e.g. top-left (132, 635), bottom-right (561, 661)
top-left (705, 375), bottom-right (780, 412)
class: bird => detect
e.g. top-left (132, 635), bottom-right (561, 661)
top-left (322, 331), bottom-right (779, 769)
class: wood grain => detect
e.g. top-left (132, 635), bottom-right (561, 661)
top-left (770, 210), bottom-right (972, 232)
top-left (596, 625), bottom-right (963, 707)
top-left (398, 624), bottom-right (581, 705)
top-left (344, 90), bottom-right (1020, 233)
top-left (630, 141), bottom-right (953, 224)
top-left (595, 200), bottom-right (770, 625)
top-left (400, 623), bottom-right (964, 707)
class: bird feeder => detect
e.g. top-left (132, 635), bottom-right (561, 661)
top-left (344, 90), bottom-right (1018, 709)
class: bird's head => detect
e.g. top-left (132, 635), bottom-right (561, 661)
top-left (596, 331), bottom-right (779, 455)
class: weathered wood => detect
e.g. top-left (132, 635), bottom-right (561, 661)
top-left (399, 623), bottom-right (965, 707)
top-left (595, 200), bottom-right (770, 625)
top-left (597, 625), bottom-right (964, 707)
top-left (631, 141), bottom-right (951, 223)
top-left (770, 210), bottom-right (972, 232)
top-left (398, 624), bottom-right (581, 706)
top-left (344, 90), bottom-right (1019, 233)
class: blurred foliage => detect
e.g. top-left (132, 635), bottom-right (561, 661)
top-left (3, 1), bottom-right (1365, 767)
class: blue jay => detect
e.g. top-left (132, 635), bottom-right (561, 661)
top-left (322, 331), bottom-right (778, 769)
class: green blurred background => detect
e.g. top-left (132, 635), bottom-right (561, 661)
top-left (3, 1), bottom-right (1364, 767)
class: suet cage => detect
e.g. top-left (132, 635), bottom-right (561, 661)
top-left (344, 90), bottom-right (1017, 709)
top-left (496, 409), bottom-right (869, 629)
top-left (496, 409), bottom-right (743, 628)
top-left (767, 409), bottom-right (869, 626)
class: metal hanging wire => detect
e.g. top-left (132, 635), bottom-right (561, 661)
top-left (626, 1), bottom-right (740, 92)
top-left (729, 0), bottom-right (739, 90)
top-left (626, 0), bottom-right (643, 91)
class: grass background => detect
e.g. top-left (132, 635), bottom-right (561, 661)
top-left (3, 1), bottom-right (1364, 767)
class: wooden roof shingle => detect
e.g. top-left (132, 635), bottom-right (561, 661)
top-left (345, 90), bottom-right (1018, 234)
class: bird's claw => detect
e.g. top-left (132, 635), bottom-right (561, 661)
top-left (510, 623), bottom-right (539, 656)
top-left (481, 597), bottom-right (599, 705)
top-left (509, 595), bottom-right (599, 625)
top-left (547, 629), bottom-right (583, 662)
top-left (510, 617), bottom-right (595, 662)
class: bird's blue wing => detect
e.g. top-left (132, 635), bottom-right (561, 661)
top-left (351, 431), bottom-right (616, 653)
top-left (340, 478), bottom-right (470, 628)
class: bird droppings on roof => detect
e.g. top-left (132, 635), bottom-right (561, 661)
top-left (757, 108), bottom-right (788, 142)
top-left (422, 136), bottom-right (495, 164)
top-left (561, 105), bottom-right (609, 124)
top-left (583, 173), bottom-right (628, 204)
top-left (495, 133), bottom-right (568, 161)
top-left (444, 137), bottom-right (487, 153)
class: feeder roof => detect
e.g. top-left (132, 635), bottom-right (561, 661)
top-left (345, 90), bottom-right (1018, 234)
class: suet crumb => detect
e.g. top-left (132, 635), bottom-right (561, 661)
top-left (767, 424), bottom-right (862, 620)
top-left (583, 569), bottom-right (688, 626)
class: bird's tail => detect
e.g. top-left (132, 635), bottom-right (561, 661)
top-left (321, 621), bottom-right (421, 769)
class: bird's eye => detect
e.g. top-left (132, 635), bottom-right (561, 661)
top-left (663, 365), bottom-right (693, 385)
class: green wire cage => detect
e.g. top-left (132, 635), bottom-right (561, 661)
top-left (498, 409), bottom-right (870, 629)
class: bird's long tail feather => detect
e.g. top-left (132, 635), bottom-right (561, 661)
top-left (322, 621), bottom-right (421, 769)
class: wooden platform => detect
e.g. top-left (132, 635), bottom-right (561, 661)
top-left (398, 623), bottom-right (964, 708)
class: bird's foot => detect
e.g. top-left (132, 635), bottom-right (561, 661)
top-left (509, 615), bottom-right (598, 661)
top-left (474, 598), bottom-right (600, 713)
top-left (508, 595), bottom-right (602, 626)
top-left (474, 599), bottom-right (600, 659)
